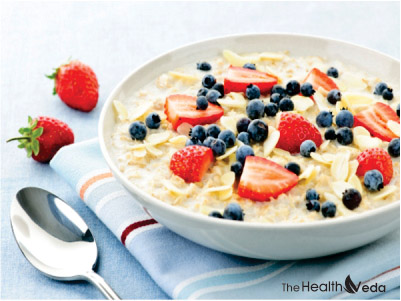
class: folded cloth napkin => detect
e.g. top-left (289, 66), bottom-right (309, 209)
top-left (50, 139), bottom-right (400, 300)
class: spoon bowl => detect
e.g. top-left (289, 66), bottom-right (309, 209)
top-left (10, 187), bottom-right (120, 299)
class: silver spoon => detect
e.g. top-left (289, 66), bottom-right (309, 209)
top-left (10, 187), bottom-right (121, 300)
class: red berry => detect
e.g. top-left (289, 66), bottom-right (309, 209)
top-left (7, 116), bottom-right (74, 163)
top-left (276, 112), bottom-right (323, 154)
top-left (302, 68), bottom-right (338, 92)
top-left (48, 60), bottom-right (99, 112)
top-left (356, 148), bottom-right (393, 185)
top-left (170, 145), bottom-right (214, 183)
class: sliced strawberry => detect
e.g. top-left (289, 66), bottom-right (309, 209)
top-left (164, 94), bottom-right (224, 130)
top-left (170, 145), bottom-right (214, 183)
top-left (356, 147), bottom-right (393, 185)
top-left (302, 68), bottom-right (338, 92)
top-left (224, 66), bottom-right (278, 94)
top-left (354, 102), bottom-right (399, 142)
top-left (238, 156), bottom-right (298, 202)
top-left (276, 112), bottom-right (323, 154)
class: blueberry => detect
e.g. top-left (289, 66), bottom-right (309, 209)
top-left (306, 188), bottom-right (320, 201)
top-left (208, 211), bottom-right (223, 218)
top-left (306, 200), bottom-right (320, 212)
top-left (335, 109), bottom-right (354, 127)
top-left (129, 121), bottom-right (147, 140)
top-left (382, 88), bottom-right (393, 100)
top-left (388, 138), bottom-right (400, 157)
top-left (300, 140), bottom-right (316, 157)
top-left (270, 93), bottom-right (282, 104)
top-left (186, 137), bottom-right (202, 146)
top-left (202, 74), bottom-right (216, 89)
top-left (206, 89), bottom-right (221, 105)
top-left (196, 96), bottom-right (208, 110)
top-left (236, 117), bottom-right (251, 133)
top-left (190, 125), bottom-right (206, 142)
top-left (284, 162), bottom-right (301, 176)
top-left (218, 130), bottom-right (236, 148)
top-left (236, 145), bottom-right (255, 164)
top-left (278, 98), bottom-right (294, 112)
top-left (231, 161), bottom-right (243, 177)
top-left (300, 82), bottom-right (315, 97)
top-left (203, 136), bottom-right (216, 148)
top-left (210, 138), bottom-right (226, 156)
top-left (211, 83), bottom-right (224, 98)
top-left (316, 111), bottom-right (333, 128)
top-left (286, 80), bottom-right (301, 96)
top-left (364, 169), bottom-right (384, 192)
top-left (237, 132), bottom-right (251, 145)
top-left (336, 127), bottom-right (353, 145)
top-left (321, 201), bottom-right (336, 218)
top-left (324, 128), bottom-right (337, 140)
top-left (327, 89), bottom-right (341, 105)
top-left (207, 124), bottom-right (221, 138)
top-left (271, 84), bottom-right (286, 97)
top-left (342, 188), bottom-right (362, 210)
top-left (247, 119), bottom-right (269, 142)
top-left (264, 103), bottom-right (278, 117)
top-left (327, 67), bottom-right (339, 78)
top-left (246, 99), bottom-right (265, 119)
top-left (397, 104), bottom-right (400, 117)
top-left (197, 62), bottom-right (212, 71)
top-left (243, 63), bottom-right (256, 70)
top-left (145, 112), bottom-right (161, 129)
top-left (223, 203), bottom-right (244, 221)
top-left (197, 88), bottom-right (209, 97)
top-left (246, 84), bottom-right (261, 100)
top-left (374, 82), bottom-right (388, 95)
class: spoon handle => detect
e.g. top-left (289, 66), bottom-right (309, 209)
top-left (84, 270), bottom-right (121, 300)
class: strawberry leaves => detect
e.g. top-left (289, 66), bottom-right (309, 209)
top-left (7, 116), bottom-right (43, 157)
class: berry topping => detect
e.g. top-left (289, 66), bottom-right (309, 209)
top-left (238, 156), bottom-right (298, 202)
top-left (202, 74), bottom-right (216, 88)
top-left (196, 96), bottom-right (209, 110)
top-left (129, 121), bottom-right (147, 140)
top-left (336, 127), bottom-right (353, 145)
top-left (397, 104), bottom-right (400, 117)
top-left (306, 200), bottom-right (320, 212)
top-left (388, 138), bottom-right (400, 157)
top-left (300, 140), bottom-right (317, 157)
top-left (324, 128), bottom-right (337, 140)
top-left (164, 94), bottom-right (224, 130)
top-left (145, 112), bottom-right (161, 129)
top-left (247, 119), bottom-right (269, 142)
top-left (302, 68), bottom-right (338, 92)
top-left (353, 102), bottom-right (400, 142)
top-left (382, 88), bottom-right (394, 101)
top-left (342, 188), bottom-right (362, 210)
top-left (335, 109), bottom-right (354, 127)
top-left (284, 162), bottom-right (301, 176)
top-left (236, 145), bottom-right (255, 164)
top-left (202, 136), bottom-right (215, 148)
top-left (321, 201), bottom-right (336, 218)
top-left (197, 62), bottom-right (212, 71)
top-left (206, 124), bottom-right (221, 138)
top-left (279, 98), bottom-right (294, 112)
top-left (316, 111), bottom-right (333, 127)
top-left (246, 99), bottom-right (265, 119)
top-left (364, 170), bottom-right (384, 192)
top-left (270, 93), bottom-right (282, 104)
top-left (223, 203), bottom-right (244, 221)
top-left (356, 148), bottom-right (393, 185)
top-left (237, 132), bottom-right (251, 145)
top-left (206, 89), bottom-right (221, 105)
top-left (186, 137), bottom-right (202, 146)
top-left (208, 211), bottom-right (223, 218)
top-left (170, 145), bottom-right (214, 183)
top-left (211, 83), bottom-right (224, 98)
top-left (210, 138), bottom-right (226, 156)
top-left (300, 82), bottom-right (315, 97)
top-left (306, 189), bottom-right (320, 201)
top-left (218, 130), bottom-right (236, 148)
top-left (327, 89), bottom-right (342, 105)
top-left (276, 112), bottom-right (323, 154)
top-left (190, 125), bottom-right (207, 142)
top-left (286, 80), bottom-right (301, 96)
top-left (374, 82), bottom-right (388, 95)
top-left (264, 103), bottom-right (279, 117)
top-left (243, 63), bottom-right (256, 70)
top-left (326, 67), bottom-right (339, 78)
top-left (236, 117), bottom-right (251, 133)
top-left (224, 66), bottom-right (278, 94)
top-left (197, 88), bottom-right (209, 97)
top-left (231, 161), bottom-right (243, 178)
top-left (271, 85), bottom-right (286, 97)
top-left (245, 84), bottom-right (261, 100)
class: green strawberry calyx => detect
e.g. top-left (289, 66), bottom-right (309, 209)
top-left (6, 116), bottom-right (43, 157)
top-left (46, 57), bottom-right (72, 95)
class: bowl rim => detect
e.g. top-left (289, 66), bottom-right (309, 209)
top-left (98, 32), bottom-right (400, 230)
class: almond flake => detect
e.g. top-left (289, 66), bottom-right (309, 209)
top-left (222, 49), bottom-right (258, 66)
top-left (342, 93), bottom-right (373, 114)
top-left (263, 129), bottom-right (280, 157)
top-left (321, 153), bottom-right (335, 163)
top-left (145, 144), bottom-right (163, 156)
top-left (259, 52), bottom-right (285, 61)
top-left (132, 148), bottom-right (147, 158)
top-left (272, 148), bottom-right (292, 159)
top-left (169, 135), bottom-right (188, 147)
top-left (219, 93), bottom-right (247, 108)
top-left (313, 90), bottom-right (330, 112)
top-left (129, 143), bottom-right (146, 150)
top-left (205, 185), bottom-right (232, 193)
top-left (371, 185), bottom-right (397, 201)
top-left (146, 131), bottom-right (171, 145)
top-left (219, 187), bottom-right (233, 200)
top-left (331, 181), bottom-right (353, 198)
top-left (216, 145), bottom-right (238, 160)
top-left (339, 73), bottom-right (367, 91)
top-left (292, 95), bottom-right (314, 112)
top-left (129, 103), bottom-right (153, 122)
top-left (354, 135), bottom-right (382, 150)
top-left (320, 140), bottom-right (331, 151)
top-left (221, 172), bottom-right (235, 186)
top-left (299, 165), bottom-right (316, 182)
top-left (387, 120), bottom-right (400, 137)
top-left (310, 152), bottom-right (331, 165)
top-left (347, 160), bottom-right (359, 180)
top-left (220, 116), bottom-right (238, 134)
top-left (113, 100), bottom-right (128, 121)
top-left (331, 152), bottom-right (350, 181)
top-left (162, 180), bottom-right (187, 195)
top-left (353, 126), bottom-right (371, 136)
top-left (348, 174), bottom-right (363, 193)
top-left (168, 71), bottom-right (198, 83)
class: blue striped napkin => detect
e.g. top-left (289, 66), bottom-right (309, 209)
top-left (50, 139), bottom-right (400, 299)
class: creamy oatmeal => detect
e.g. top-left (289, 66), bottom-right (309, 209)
top-left (109, 49), bottom-right (400, 223)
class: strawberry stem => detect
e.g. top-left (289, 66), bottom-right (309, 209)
top-left (7, 116), bottom-right (43, 157)
top-left (6, 137), bottom-right (31, 143)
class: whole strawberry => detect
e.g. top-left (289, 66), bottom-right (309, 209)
top-left (47, 60), bottom-right (99, 112)
top-left (7, 116), bottom-right (74, 163)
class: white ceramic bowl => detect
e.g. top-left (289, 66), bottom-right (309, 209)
top-left (99, 33), bottom-right (400, 260)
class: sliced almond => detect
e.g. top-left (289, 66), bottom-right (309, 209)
top-left (348, 174), bottom-right (363, 193)
top-left (129, 103), bottom-right (153, 122)
top-left (168, 71), bottom-right (198, 83)
top-left (221, 172), bottom-right (235, 186)
top-left (219, 93), bottom-right (247, 108)
top-left (263, 129), bottom-right (280, 157)
top-left (313, 90), bottom-right (330, 112)
top-left (220, 116), bottom-right (238, 134)
top-left (169, 135), bottom-right (188, 147)
top-left (291, 95), bottom-right (314, 112)
top-left (216, 145), bottom-right (238, 160)
top-left (342, 93), bottom-right (373, 114)
top-left (331, 181), bottom-right (353, 198)
top-left (310, 152), bottom-right (331, 165)
top-left (324, 192), bottom-right (341, 202)
top-left (113, 100), bottom-right (128, 121)
top-left (146, 131), bottom-right (171, 145)
top-left (353, 126), bottom-right (371, 136)
top-left (321, 153), bottom-right (335, 163)
top-left (299, 165), bottom-right (316, 182)
top-left (129, 143), bottom-right (146, 150)
top-left (320, 140), bottom-right (331, 151)
top-left (272, 148), bottom-right (292, 159)
top-left (205, 185), bottom-right (232, 193)
top-left (371, 185), bottom-right (397, 201)
top-left (222, 50), bottom-right (258, 66)
top-left (219, 187), bottom-right (233, 200)
top-left (339, 73), bottom-right (367, 91)
top-left (348, 160), bottom-right (359, 180)
top-left (259, 52), bottom-right (284, 61)
top-left (162, 180), bottom-right (187, 195)
top-left (145, 144), bottom-right (163, 156)
top-left (354, 135), bottom-right (382, 150)
top-left (330, 152), bottom-right (350, 181)
top-left (387, 120), bottom-right (400, 137)
top-left (132, 148), bottom-right (147, 158)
